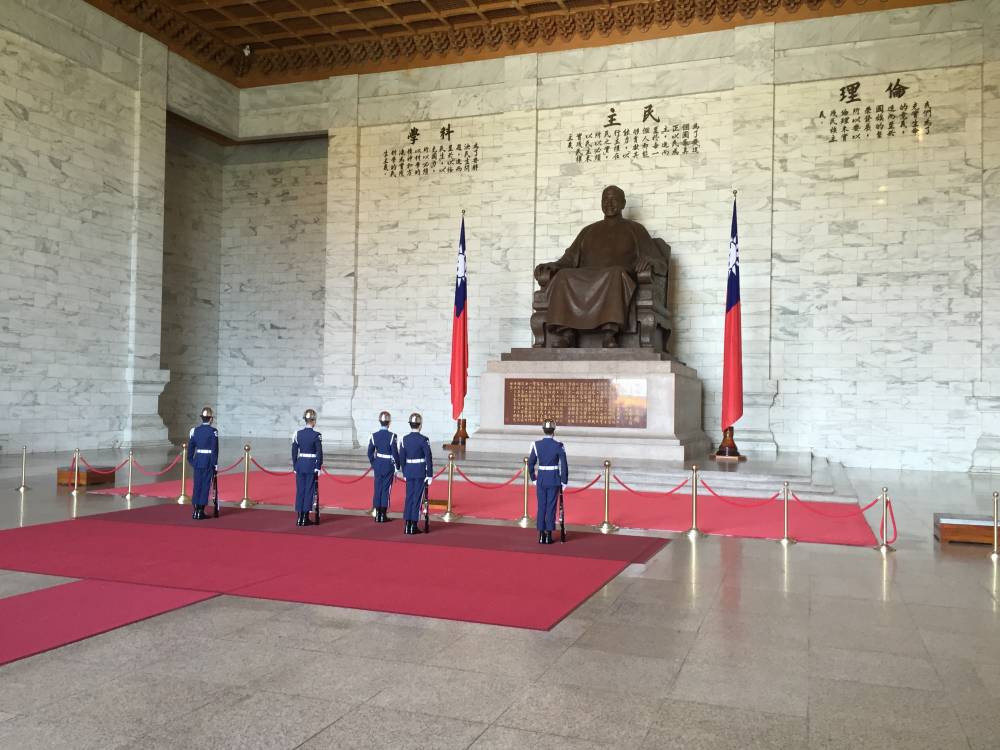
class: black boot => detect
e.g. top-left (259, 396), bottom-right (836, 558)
top-left (296, 513), bottom-right (303, 527)
top-left (302, 512), bottom-right (314, 526)
top-left (373, 508), bottom-right (381, 523)
top-left (381, 508), bottom-right (390, 522)
top-left (411, 521), bottom-right (422, 535)
top-left (538, 531), bottom-right (545, 544)
top-left (404, 521), bottom-right (411, 535)
top-left (192, 507), bottom-right (198, 520)
top-left (545, 531), bottom-right (553, 544)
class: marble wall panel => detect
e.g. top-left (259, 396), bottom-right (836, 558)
top-left (0, 25), bottom-right (138, 452)
top-left (216, 140), bottom-right (328, 439)
top-left (159, 125), bottom-right (224, 441)
top-left (166, 52), bottom-right (239, 139)
top-left (771, 65), bottom-right (983, 468)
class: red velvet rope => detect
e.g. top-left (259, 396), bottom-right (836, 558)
top-left (454, 466), bottom-right (523, 490)
top-left (699, 479), bottom-right (778, 501)
top-left (884, 499), bottom-right (898, 544)
top-left (77, 455), bottom-right (130, 474)
top-left (251, 457), bottom-right (295, 476)
top-left (791, 491), bottom-right (880, 518)
top-left (133, 453), bottom-right (182, 477)
top-left (564, 473), bottom-right (603, 494)
top-left (613, 474), bottom-right (690, 497)
top-left (432, 465), bottom-right (447, 480)
top-left (322, 466), bottom-right (373, 483)
top-left (217, 456), bottom-right (244, 473)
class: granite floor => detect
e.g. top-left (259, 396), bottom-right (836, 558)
top-left (0, 452), bottom-right (998, 749)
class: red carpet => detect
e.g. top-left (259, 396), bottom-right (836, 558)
top-left (96, 471), bottom-right (877, 546)
top-left (0, 580), bottom-right (215, 666)
top-left (0, 511), bottom-right (664, 630)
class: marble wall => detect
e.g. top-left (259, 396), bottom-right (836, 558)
top-left (216, 140), bottom-right (329, 440)
top-left (0, 0), bottom-right (170, 453)
top-left (159, 125), bottom-right (224, 441)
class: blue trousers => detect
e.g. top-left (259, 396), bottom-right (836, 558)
top-left (536, 486), bottom-right (558, 531)
top-left (295, 471), bottom-right (317, 513)
top-left (191, 466), bottom-right (213, 507)
top-left (372, 472), bottom-right (394, 509)
top-left (403, 477), bottom-right (424, 521)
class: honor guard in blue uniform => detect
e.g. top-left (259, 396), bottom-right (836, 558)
top-left (292, 408), bottom-right (323, 527)
top-left (398, 412), bottom-right (432, 535)
top-left (367, 411), bottom-right (400, 523)
top-left (186, 406), bottom-right (219, 520)
top-left (528, 419), bottom-right (569, 544)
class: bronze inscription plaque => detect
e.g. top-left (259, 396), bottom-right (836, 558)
top-left (504, 378), bottom-right (647, 428)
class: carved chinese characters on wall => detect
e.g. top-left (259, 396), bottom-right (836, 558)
top-left (383, 122), bottom-right (480, 178)
top-left (817, 78), bottom-right (933, 143)
top-left (504, 378), bottom-right (648, 428)
top-left (564, 104), bottom-right (701, 163)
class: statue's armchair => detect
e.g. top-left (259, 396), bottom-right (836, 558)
top-left (530, 238), bottom-right (672, 351)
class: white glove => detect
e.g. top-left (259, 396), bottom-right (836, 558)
top-left (425, 477), bottom-right (432, 485)
top-left (561, 483), bottom-right (567, 490)
top-left (315, 468), bottom-right (321, 475)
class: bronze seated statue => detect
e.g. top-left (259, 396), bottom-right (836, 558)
top-left (531, 185), bottom-right (672, 352)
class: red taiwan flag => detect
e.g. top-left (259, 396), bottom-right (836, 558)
top-left (449, 216), bottom-right (468, 420)
top-left (721, 198), bottom-right (743, 431)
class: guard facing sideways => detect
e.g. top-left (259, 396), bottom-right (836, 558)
top-left (292, 408), bottom-right (323, 527)
top-left (398, 412), bottom-right (433, 535)
top-left (528, 419), bottom-right (569, 544)
top-left (367, 410), bottom-right (400, 523)
top-left (186, 406), bottom-right (219, 520)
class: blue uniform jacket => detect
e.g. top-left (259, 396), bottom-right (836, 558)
top-left (528, 437), bottom-right (569, 488)
top-left (292, 427), bottom-right (323, 473)
top-left (368, 428), bottom-right (400, 475)
top-left (399, 431), bottom-right (433, 480)
top-left (187, 423), bottom-right (219, 470)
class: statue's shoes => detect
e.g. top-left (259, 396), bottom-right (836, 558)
top-left (602, 334), bottom-right (620, 348)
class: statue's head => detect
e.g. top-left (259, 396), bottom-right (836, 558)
top-left (601, 185), bottom-right (626, 218)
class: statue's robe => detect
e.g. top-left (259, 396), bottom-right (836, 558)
top-left (544, 217), bottom-right (661, 331)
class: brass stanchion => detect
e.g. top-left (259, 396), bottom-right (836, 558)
top-left (991, 491), bottom-right (998, 563)
top-left (780, 481), bottom-right (795, 545)
top-left (517, 457), bottom-right (531, 528)
top-left (686, 464), bottom-right (704, 539)
top-left (441, 453), bottom-right (460, 522)
top-left (177, 443), bottom-right (189, 504)
top-left (598, 459), bottom-right (617, 534)
top-left (240, 443), bottom-right (255, 508)
top-left (71, 448), bottom-right (80, 497)
top-left (124, 450), bottom-right (134, 506)
top-left (16, 445), bottom-right (28, 492)
top-left (875, 486), bottom-right (895, 555)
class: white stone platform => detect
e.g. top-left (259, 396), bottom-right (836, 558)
top-left (469, 352), bottom-right (711, 462)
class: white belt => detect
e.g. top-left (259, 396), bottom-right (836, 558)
top-left (538, 465), bottom-right (559, 470)
top-left (298, 453), bottom-right (317, 458)
top-left (406, 458), bottom-right (425, 464)
top-left (375, 452), bottom-right (393, 459)
top-left (195, 449), bottom-right (212, 454)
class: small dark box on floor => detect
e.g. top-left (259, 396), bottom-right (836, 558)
top-left (56, 467), bottom-right (116, 487)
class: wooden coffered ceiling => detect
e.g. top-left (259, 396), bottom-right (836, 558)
top-left (84, 0), bottom-right (945, 87)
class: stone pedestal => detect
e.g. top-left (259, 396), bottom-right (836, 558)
top-left (470, 349), bottom-right (710, 461)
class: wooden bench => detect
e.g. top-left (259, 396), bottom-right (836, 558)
top-left (934, 513), bottom-right (998, 545)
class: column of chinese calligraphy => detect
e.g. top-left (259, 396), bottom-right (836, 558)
top-left (383, 143), bottom-right (480, 177)
top-left (563, 104), bottom-right (701, 163)
top-left (816, 78), bottom-right (933, 143)
top-left (503, 378), bottom-right (648, 428)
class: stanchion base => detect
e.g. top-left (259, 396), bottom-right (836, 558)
top-left (440, 511), bottom-right (461, 523)
top-left (516, 515), bottom-right (532, 529)
top-left (370, 508), bottom-right (378, 518)
top-left (686, 527), bottom-right (706, 540)
top-left (875, 543), bottom-right (895, 555)
top-left (176, 495), bottom-right (188, 505)
top-left (990, 551), bottom-right (998, 562)
top-left (779, 537), bottom-right (796, 546)
top-left (16, 485), bottom-right (28, 493)
top-left (124, 494), bottom-right (133, 502)
top-left (70, 489), bottom-right (81, 497)
top-left (598, 521), bottom-right (619, 535)
top-left (239, 498), bottom-right (255, 509)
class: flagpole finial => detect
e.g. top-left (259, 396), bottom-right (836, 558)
top-left (461, 209), bottom-right (466, 216)
top-left (732, 189), bottom-right (737, 198)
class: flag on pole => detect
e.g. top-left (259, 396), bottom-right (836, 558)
top-left (721, 197), bottom-right (743, 431)
top-left (449, 215), bottom-right (469, 420)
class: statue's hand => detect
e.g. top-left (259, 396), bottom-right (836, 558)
top-left (635, 256), bottom-right (652, 274)
top-left (534, 263), bottom-right (558, 285)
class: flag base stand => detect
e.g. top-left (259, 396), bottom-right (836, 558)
top-left (713, 427), bottom-right (747, 463)
top-left (442, 418), bottom-right (469, 456)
